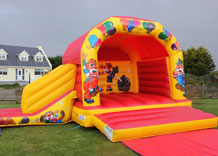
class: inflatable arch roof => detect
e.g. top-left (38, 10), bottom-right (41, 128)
top-left (63, 16), bottom-right (181, 65)
top-left (63, 16), bottom-right (185, 106)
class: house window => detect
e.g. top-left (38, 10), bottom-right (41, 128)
top-left (0, 68), bottom-right (7, 75)
top-left (0, 54), bottom-right (6, 60)
top-left (35, 69), bottom-right (44, 75)
top-left (20, 56), bottom-right (28, 61)
top-left (35, 56), bottom-right (43, 62)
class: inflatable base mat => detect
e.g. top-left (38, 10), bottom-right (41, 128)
top-left (93, 106), bottom-right (218, 142)
top-left (122, 129), bottom-right (218, 156)
top-left (72, 93), bottom-right (192, 127)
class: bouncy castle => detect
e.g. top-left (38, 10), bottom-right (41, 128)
top-left (0, 17), bottom-right (217, 143)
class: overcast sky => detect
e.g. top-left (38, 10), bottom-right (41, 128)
top-left (0, 0), bottom-right (218, 69)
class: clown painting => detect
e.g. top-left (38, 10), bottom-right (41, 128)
top-left (173, 58), bottom-right (185, 92)
top-left (82, 53), bottom-right (102, 104)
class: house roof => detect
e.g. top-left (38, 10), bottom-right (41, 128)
top-left (0, 45), bottom-right (50, 68)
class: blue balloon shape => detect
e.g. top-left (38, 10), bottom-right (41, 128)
top-left (128, 20), bottom-right (135, 32)
top-left (163, 27), bottom-right (169, 37)
top-left (88, 35), bottom-right (98, 48)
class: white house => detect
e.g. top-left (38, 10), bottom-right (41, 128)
top-left (0, 45), bottom-right (52, 85)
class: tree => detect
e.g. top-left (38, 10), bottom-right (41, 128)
top-left (48, 56), bottom-right (62, 69)
top-left (183, 46), bottom-right (216, 76)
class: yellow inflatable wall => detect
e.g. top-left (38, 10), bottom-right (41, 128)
top-left (21, 64), bottom-right (77, 114)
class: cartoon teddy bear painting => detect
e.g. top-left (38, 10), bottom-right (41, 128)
top-left (99, 63), bottom-right (119, 83)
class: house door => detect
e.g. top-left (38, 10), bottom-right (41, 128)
top-left (16, 69), bottom-right (24, 81)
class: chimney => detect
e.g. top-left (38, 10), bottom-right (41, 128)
top-left (37, 44), bottom-right (42, 51)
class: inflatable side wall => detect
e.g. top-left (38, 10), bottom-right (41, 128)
top-left (21, 64), bottom-right (77, 114)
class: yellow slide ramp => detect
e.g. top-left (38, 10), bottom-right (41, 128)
top-left (21, 64), bottom-right (77, 114)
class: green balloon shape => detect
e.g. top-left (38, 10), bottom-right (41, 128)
top-left (158, 32), bottom-right (168, 41)
top-left (103, 21), bottom-right (113, 32)
top-left (142, 22), bottom-right (148, 31)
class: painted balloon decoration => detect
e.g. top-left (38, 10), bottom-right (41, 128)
top-left (171, 41), bottom-right (181, 51)
top-left (103, 21), bottom-right (113, 32)
top-left (107, 27), bottom-right (116, 37)
top-left (175, 41), bottom-right (181, 50)
top-left (158, 27), bottom-right (171, 42)
top-left (128, 20), bottom-right (135, 32)
top-left (158, 32), bottom-right (168, 41)
top-left (163, 27), bottom-right (169, 37)
top-left (88, 35), bottom-right (101, 48)
top-left (120, 19), bottom-right (129, 30)
top-left (142, 22), bottom-right (156, 33)
top-left (97, 21), bottom-right (116, 37)
top-left (168, 32), bottom-right (172, 41)
top-left (171, 43), bottom-right (178, 50)
top-left (120, 19), bottom-right (141, 32)
top-left (134, 20), bottom-right (141, 28)
top-left (19, 117), bottom-right (30, 124)
top-left (97, 24), bottom-right (107, 36)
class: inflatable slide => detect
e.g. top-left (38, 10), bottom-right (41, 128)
top-left (0, 64), bottom-right (77, 126)
top-left (0, 16), bottom-right (217, 149)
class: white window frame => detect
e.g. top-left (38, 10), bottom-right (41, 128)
top-left (35, 69), bottom-right (44, 75)
top-left (0, 54), bottom-right (6, 60)
top-left (35, 56), bottom-right (43, 62)
top-left (20, 56), bottom-right (28, 61)
top-left (0, 68), bottom-right (7, 75)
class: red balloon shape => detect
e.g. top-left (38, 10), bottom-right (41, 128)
top-left (120, 19), bottom-right (129, 30)
top-left (97, 24), bottom-right (107, 36)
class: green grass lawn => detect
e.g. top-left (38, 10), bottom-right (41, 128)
top-left (0, 104), bottom-right (136, 156)
top-left (0, 99), bottom-right (217, 156)
top-left (0, 104), bottom-right (20, 108)
top-left (0, 83), bottom-right (20, 89)
top-left (192, 98), bottom-right (218, 116)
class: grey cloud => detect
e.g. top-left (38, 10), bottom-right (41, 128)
top-left (0, 0), bottom-right (217, 69)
